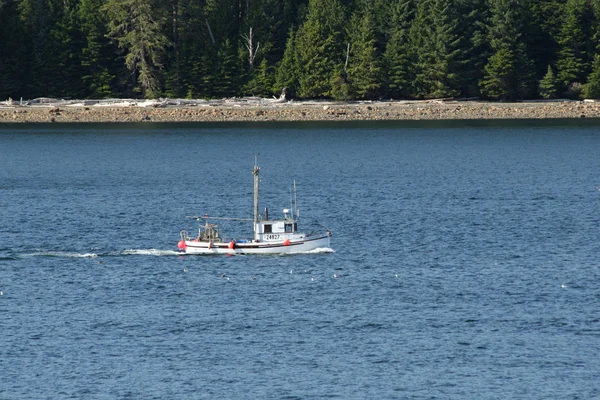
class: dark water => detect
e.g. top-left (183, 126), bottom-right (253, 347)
top-left (1, 120), bottom-right (599, 399)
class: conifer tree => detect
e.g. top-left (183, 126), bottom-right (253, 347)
top-left (585, 0), bottom-right (600, 99)
top-left (213, 38), bottom-right (240, 97)
top-left (345, 4), bottom-right (382, 99)
top-left (294, 0), bottom-right (347, 98)
top-left (0, 0), bottom-right (26, 99)
top-left (103, 0), bottom-right (169, 98)
top-left (383, 0), bottom-right (415, 99)
top-left (555, 0), bottom-right (594, 89)
top-left (584, 55), bottom-right (600, 98)
top-left (429, 0), bottom-right (463, 98)
top-left (455, 0), bottom-right (490, 98)
top-left (243, 59), bottom-right (276, 97)
top-left (527, 0), bottom-right (565, 80)
top-left (17, 0), bottom-right (55, 97)
top-left (79, 0), bottom-right (117, 98)
top-left (539, 65), bottom-right (560, 98)
top-left (409, 0), bottom-right (462, 98)
top-left (170, 1), bottom-right (211, 98)
top-left (275, 28), bottom-right (300, 97)
top-left (480, 0), bottom-right (535, 100)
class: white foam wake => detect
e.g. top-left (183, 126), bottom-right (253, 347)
top-left (289, 247), bottom-right (336, 255)
top-left (30, 251), bottom-right (99, 258)
top-left (120, 249), bottom-right (182, 256)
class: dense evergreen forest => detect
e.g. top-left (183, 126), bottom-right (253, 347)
top-left (2, 0), bottom-right (600, 101)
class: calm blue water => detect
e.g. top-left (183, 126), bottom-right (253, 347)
top-left (1, 120), bottom-right (599, 399)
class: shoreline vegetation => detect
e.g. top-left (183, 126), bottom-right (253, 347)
top-left (2, 98), bottom-right (600, 124)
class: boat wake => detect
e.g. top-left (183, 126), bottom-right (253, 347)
top-left (23, 249), bottom-right (182, 259)
top-left (288, 247), bottom-right (336, 255)
top-left (28, 251), bottom-right (100, 258)
top-left (16, 247), bottom-right (333, 259)
top-left (120, 249), bottom-right (181, 256)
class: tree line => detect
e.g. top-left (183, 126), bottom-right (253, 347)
top-left (2, 0), bottom-right (600, 101)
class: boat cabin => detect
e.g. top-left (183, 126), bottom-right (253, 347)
top-left (254, 209), bottom-right (303, 242)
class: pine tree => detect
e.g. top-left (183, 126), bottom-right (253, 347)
top-left (16, 0), bottom-right (55, 98)
top-left (429, 0), bottom-right (463, 98)
top-left (585, 0), bottom-right (600, 99)
top-left (455, 0), bottom-right (490, 98)
top-left (213, 38), bottom-right (240, 97)
top-left (243, 59), bottom-right (275, 97)
top-left (584, 55), bottom-right (600, 98)
top-left (345, 4), bottom-right (382, 99)
top-left (79, 0), bottom-right (117, 98)
top-left (383, 0), bottom-right (415, 99)
top-left (480, 0), bottom-right (535, 100)
top-left (295, 0), bottom-right (347, 98)
top-left (539, 65), bottom-right (560, 98)
top-left (0, 0), bottom-right (26, 99)
top-left (275, 28), bottom-right (300, 97)
top-left (409, 0), bottom-right (462, 98)
top-left (527, 0), bottom-right (565, 81)
top-left (408, 0), bottom-right (434, 97)
top-left (103, 0), bottom-right (169, 98)
top-left (555, 0), bottom-right (594, 88)
top-left (480, 48), bottom-right (517, 99)
top-left (169, 0), bottom-right (212, 98)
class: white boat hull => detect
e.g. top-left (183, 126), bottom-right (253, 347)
top-left (181, 232), bottom-right (331, 255)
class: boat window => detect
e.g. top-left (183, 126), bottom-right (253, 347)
top-left (264, 224), bottom-right (272, 233)
top-left (294, 223), bottom-right (297, 232)
top-left (285, 223), bottom-right (293, 233)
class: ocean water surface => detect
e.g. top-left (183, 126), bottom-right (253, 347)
top-left (1, 120), bottom-right (599, 399)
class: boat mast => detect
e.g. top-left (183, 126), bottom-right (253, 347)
top-left (252, 155), bottom-right (260, 237)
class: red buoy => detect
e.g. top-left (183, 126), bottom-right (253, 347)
top-left (283, 239), bottom-right (291, 246)
top-left (228, 240), bottom-right (235, 249)
top-left (177, 240), bottom-right (187, 250)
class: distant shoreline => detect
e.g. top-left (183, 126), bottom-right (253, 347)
top-left (1, 100), bottom-right (600, 123)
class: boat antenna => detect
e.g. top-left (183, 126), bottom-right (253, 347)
top-left (294, 180), bottom-right (299, 219)
top-left (253, 154), bottom-right (260, 237)
top-left (289, 183), bottom-right (293, 218)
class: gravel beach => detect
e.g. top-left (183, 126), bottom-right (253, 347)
top-left (1, 100), bottom-right (600, 123)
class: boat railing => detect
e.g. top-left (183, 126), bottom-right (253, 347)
top-left (180, 230), bottom-right (189, 241)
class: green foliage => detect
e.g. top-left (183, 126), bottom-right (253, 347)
top-left (103, 0), bottom-right (169, 97)
top-left (295, 0), bottom-right (346, 98)
top-left (480, 48), bottom-right (517, 99)
top-left (527, 0), bottom-right (564, 79)
top-left (555, 0), bottom-right (594, 87)
top-left (584, 55), bottom-right (600, 98)
top-left (480, 0), bottom-right (535, 100)
top-left (79, 0), bottom-right (116, 98)
top-left (457, 0), bottom-right (491, 98)
top-left (0, 0), bottom-right (26, 99)
top-left (345, 5), bottom-right (382, 99)
top-left (275, 28), bottom-right (300, 97)
top-left (408, 0), bottom-right (463, 99)
top-left (383, 0), bottom-right (415, 98)
top-left (539, 65), bottom-right (560, 98)
top-left (243, 59), bottom-right (276, 97)
top-left (3, 0), bottom-right (600, 101)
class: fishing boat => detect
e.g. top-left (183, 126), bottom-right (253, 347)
top-left (177, 158), bottom-right (332, 254)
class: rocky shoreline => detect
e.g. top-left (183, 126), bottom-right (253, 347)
top-left (1, 100), bottom-right (600, 123)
